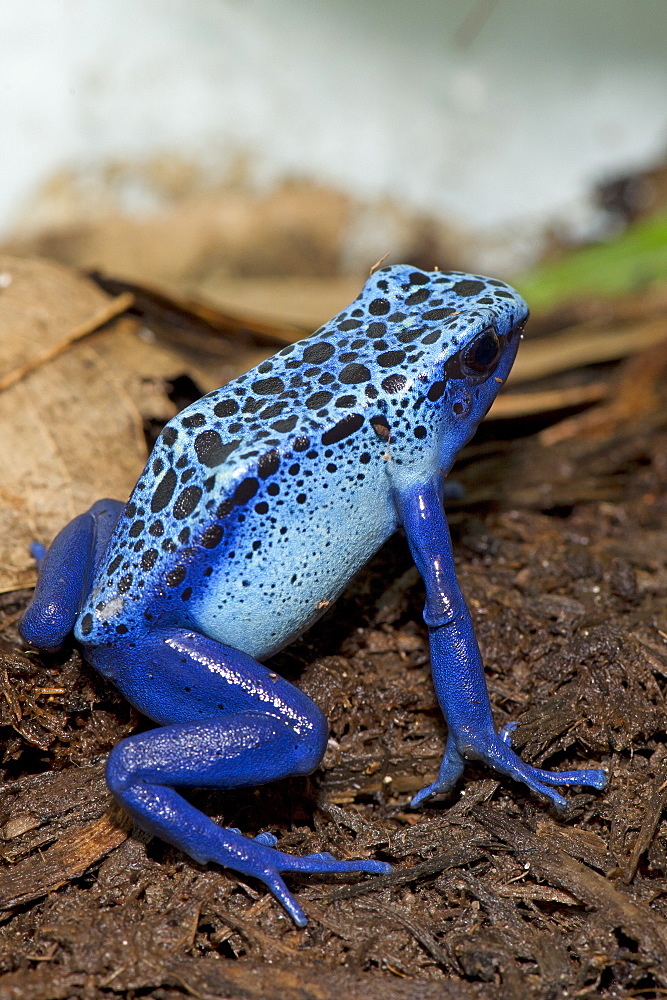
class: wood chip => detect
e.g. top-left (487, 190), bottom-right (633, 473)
top-left (0, 812), bottom-right (129, 912)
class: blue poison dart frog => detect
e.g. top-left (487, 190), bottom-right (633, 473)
top-left (20, 266), bottom-right (606, 926)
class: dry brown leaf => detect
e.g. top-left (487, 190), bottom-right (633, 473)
top-left (92, 271), bottom-right (304, 346)
top-left (198, 275), bottom-right (365, 330)
top-left (538, 335), bottom-right (667, 445)
top-left (0, 315), bottom-right (260, 593)
top-left (0, 256), bottom-right (247, 593)
top-left (0, 340), bottom-right (147, 592)
top-left (0, 259), bottom-right (145, 589)
top-left (0, 255), bottom-right (133, 386)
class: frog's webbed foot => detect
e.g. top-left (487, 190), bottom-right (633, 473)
top-left (221, 827), bottom-right (391, 923)
top-left (115, 777), bottom-right (391, 928)
top-left (191, 826), bottom-right (390, 926)
top-left (411, 728), bottom-right (606, 812)
top-left (250, 846), bottom-right (392, 926)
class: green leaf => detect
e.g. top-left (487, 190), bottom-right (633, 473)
top-left (515, 213), bottom-right (667, 311)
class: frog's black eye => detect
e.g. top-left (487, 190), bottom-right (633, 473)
top-left (462, 328), bottom-right (500, 375)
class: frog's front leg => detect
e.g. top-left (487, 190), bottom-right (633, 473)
top-left (84, 629), bottom-right (391, 927)
top-left (397, 479), bottom-right (607, 810)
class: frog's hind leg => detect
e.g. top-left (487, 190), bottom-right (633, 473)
top-left (86, 629), bottom-right (391, 927)
top-left (20, 499), bottom-right (125, 651)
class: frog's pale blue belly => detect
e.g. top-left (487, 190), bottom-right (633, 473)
top-left (190, 478), bottom-right (398, 660)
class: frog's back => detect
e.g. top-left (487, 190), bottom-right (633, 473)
top-left (77, 267), bottom-right (526, 659)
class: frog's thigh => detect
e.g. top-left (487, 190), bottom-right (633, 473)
top-left (85, 628), bottom-right (329, 790)
top-left (20, 498), bottom-right (125, 651)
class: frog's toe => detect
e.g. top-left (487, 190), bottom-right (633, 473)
top-left (262, 871), bottom-right (308, 927)
top-left (410, 780), bottom-right (446, 808)
top-left (301, 850), bottom-right (337, 862)
top-left (530, 765), bottom-right (607, 792)
top-left (230, 826), bottom-right (277, 844)
top-left (281, 851), bottom-right (392, 877)
top-left (410, 737), bottom-right (466, 807)
top-left (253, 831), bottom-right (278, 847)
top-left (499, 721), bottom-right (518, 746)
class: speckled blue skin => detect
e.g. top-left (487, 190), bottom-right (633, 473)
top-left (20, 266), bottom-right (606, 926)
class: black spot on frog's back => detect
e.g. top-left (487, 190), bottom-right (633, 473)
top-left (151, 469), bottom-right (177, 513)
top-left (195, 431), bottom-right (240, 468)
top-left (302, 342), bottom-right (335, 365)
top-left (251, 377), bottom-right (285, 395)
top-left (213, 398), bottom-right (239, 418)
top-left (452, 279), bottom-right (486, 297)
top-left (173, 486), bottom-right (202, 519)
top-left (340, 364), bottom-right (371, 384)
top-left (201, 524), bottom-right (224, 548)
top-left (321, 413), bottom-right (364, 445)
top-left (258, 449), bottom-right (280, 479)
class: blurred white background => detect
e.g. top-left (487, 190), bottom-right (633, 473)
top-left (2, 0), bottom-right (666, 279)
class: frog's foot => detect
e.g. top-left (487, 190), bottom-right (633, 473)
top-left (111, 761), bottom-right (391, 927)
top-left (248, 846), bottom-right (392, 926)
top-left (411, 730), bottom-right (606, 811)
top-left (188, 825), bottom-right (390, 925)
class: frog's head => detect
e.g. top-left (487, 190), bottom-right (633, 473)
top-left (363, 265), bottom-right (527, 476)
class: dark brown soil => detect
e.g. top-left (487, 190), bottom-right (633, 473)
top-left (2, 292), bottom-right (667, 999)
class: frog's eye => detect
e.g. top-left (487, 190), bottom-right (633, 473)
top-left (462, 328), bottom-right (500, 375)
